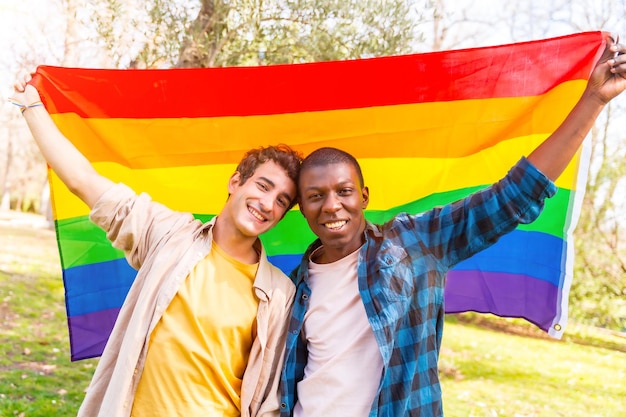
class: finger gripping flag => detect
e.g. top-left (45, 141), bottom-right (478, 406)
top-left (34, 31), bottom-right (605, 361)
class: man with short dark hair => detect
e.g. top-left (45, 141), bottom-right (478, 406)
top-left (280, 36), bottom-right (626, 417)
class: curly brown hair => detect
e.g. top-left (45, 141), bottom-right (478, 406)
top-left (236, 144), bottom-right (302, 209)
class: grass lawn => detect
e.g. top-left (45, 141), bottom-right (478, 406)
top-left (0, 217), bottom-right (98, 416)
top-left (1, 212), bottom-right (625, 416)
top-left (441, 316), bottom-right (625, 416)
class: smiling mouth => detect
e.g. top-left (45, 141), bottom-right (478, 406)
top-left (324, 220), bottom-right (347, 230)
top-left (249, 206), bottom-right (267, 222)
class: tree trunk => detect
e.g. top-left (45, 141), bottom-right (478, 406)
top-left (176, 0), bottom-right (218, 68)
top-left (0, 132), bottom-right (11, 212)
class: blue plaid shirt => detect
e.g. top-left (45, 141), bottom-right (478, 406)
top-left (279, 157), bottom-right (556, 416)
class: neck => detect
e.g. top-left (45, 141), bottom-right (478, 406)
top-left (314, 239), bottom-right (364, 264)
top-left (212, 217), bottom-right (260, 264)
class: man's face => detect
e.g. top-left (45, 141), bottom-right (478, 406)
top-left (299, 162), bottom-right (369, 263)
top-left (226, 160), bottom-right (297, 239)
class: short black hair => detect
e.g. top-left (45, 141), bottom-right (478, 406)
top-left (300, 147), bottom-right (364, 188)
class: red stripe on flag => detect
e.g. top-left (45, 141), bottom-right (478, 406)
top-left (32, 32), bottom-right (605, 118)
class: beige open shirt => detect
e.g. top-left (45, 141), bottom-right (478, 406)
top-left (77, 184), bottom-right (295, 417)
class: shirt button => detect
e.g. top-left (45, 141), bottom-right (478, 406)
top-left (280, 403), bottom-right (287, 409)
top-left (134, 368), bottom-right (138, 375)
top-left (302, 294), bottom-right (308, 300)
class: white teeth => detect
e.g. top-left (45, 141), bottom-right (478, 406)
top-left (325, 220), bottom-right (346, 229)
top-left (249, 207), bottom-right (265, 221)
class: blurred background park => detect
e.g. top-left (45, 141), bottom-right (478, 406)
top-left (0, 0), bottom-right (625, 415)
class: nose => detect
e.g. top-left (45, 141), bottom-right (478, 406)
top-left (322, 193), bottom-right (341, 213)
top-left (261, 189), bottom-right (287, 214)
top-left (258, 193), bottom-right (273, 213)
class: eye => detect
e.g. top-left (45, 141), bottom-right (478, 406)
top-left (307, 192), bottom-right (323, 201)
top-left (338, 188), bottom-right (353, 196)
top-left (256, 181), bottom-right (269, 191)
top-left (277, 197), bottom-right (288, 208)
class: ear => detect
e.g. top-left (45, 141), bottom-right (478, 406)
top-left (361, 186), bottom-right (370, 210)
top-left (228, 171), bottom-right (242, 194)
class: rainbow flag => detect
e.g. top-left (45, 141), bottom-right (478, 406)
top-left (33, 31), bottom-right (605, 361)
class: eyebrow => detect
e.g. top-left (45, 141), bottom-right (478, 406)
top-left (259, 176), bottom-right (293, 203)
top-left (302, 180), bottom-right (354, 192)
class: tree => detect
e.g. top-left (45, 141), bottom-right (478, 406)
top-left (1, 0), bottom-right (97, 219)
top-left (496, 0), bottom-right (626, 330)
top-left (87, 0), bottom-right (427, 69)
top-left (572, 104), bottom-right (626, 330)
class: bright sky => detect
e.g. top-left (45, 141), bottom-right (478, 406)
top-left (0, 0), bottom-right (64, 121)
top-left (1, 1), bottom-right (24, 100)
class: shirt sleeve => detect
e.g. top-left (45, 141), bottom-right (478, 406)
top-left (89, 183), bottom-right (195, 270)
top-left (405, 156), bottom-right (556, 267)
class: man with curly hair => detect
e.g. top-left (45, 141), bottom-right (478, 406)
top-left (13, 75), bottom-right (301, 417)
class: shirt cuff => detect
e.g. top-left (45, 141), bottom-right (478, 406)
top-left (510, 156), bottom-right (558, 200)
top-left (89, 183), bottom-right (135, 228)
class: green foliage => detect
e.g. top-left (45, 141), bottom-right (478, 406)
top-left (86, 0), bottom-right (427, 68)
top-left (572, 104), bottom-right (626, 331)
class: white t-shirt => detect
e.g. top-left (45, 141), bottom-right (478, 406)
top-left (294, 246), bottom-right (383, 417)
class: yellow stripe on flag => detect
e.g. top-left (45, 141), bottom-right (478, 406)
top-left (50, 135), bottom-right (581, 220)
top-left (50, 81), bottom-right (586, 167)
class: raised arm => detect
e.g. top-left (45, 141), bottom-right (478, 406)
top-left (11, 74), bottom-right (114, 209)
top-left (527, 34), bottom-right (626, 181)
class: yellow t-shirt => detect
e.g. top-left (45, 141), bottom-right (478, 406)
top-left (131, 242), bottom-right (259, 416)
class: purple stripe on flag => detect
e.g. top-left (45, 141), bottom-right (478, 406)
top-left (68, 307), bottom-right (121, 361)
top-left (444, 270), bottom-right (559, 332)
